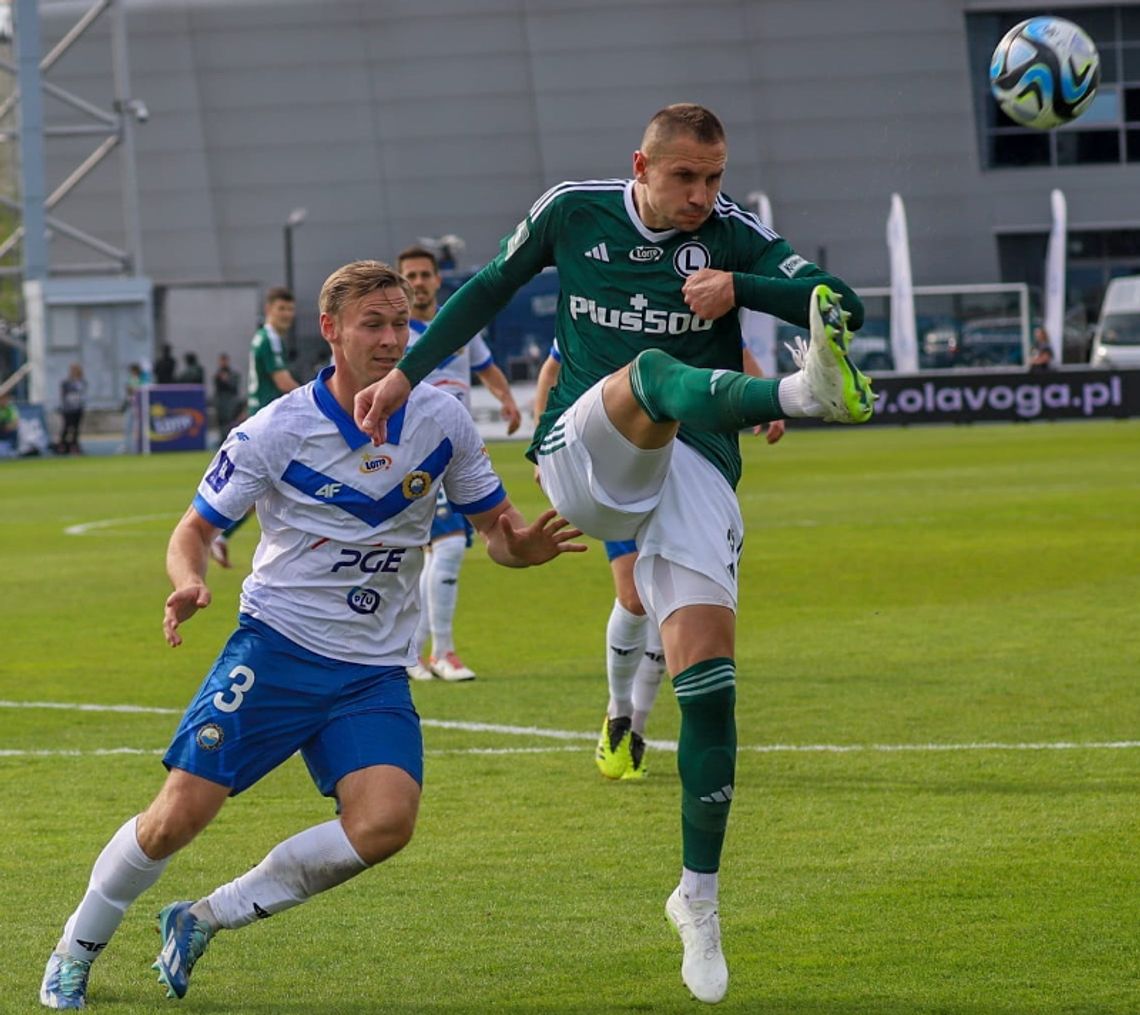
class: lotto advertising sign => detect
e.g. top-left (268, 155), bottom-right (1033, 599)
top-left (865, 369), bottom-right (1140, 425)
top-left (138, 385), bottom-right (208, 453)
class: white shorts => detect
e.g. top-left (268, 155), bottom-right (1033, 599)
top-left (537, 379), bottom-right (670, 542)
top-left (538, 381), bottom-right (743, 617)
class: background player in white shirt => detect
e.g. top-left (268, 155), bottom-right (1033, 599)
top-left (533, 339), bottom-right (784, 782)
top-left (397, 246), bottom-right (523, 682)
top-left (39, 261), bottom-right (583, 1011)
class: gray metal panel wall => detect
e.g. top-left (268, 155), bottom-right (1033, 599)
top-left (30, 0), bottom-right (1140, 327)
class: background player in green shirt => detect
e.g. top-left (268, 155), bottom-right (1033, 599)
top-left (211, 287), bottom-right (301, 568)
top-left (353, 103), bottom-right (874, 1005)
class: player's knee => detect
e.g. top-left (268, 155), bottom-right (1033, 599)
top-left (616, 587), bottom-right (646, 615)
top-left (136, 805), bottom-right (206, 860)
top-left (342, 798), bottom-right (418, 865)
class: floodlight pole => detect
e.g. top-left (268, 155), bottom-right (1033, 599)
top-left (13, 0), bottom-right (49, 282)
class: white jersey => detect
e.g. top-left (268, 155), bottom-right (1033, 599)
top-left (408, 318), bottom-right (493, 411)
top-left (192, 366), bottom-right (504, 666)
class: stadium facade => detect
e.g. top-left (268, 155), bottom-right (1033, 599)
top-left (18, 0), bottom-right (1140, 360)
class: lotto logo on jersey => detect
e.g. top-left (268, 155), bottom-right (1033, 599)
top-left (567, 293), bottom-right (713, 336)
top-left (359, 453), bottom-right (393, 474)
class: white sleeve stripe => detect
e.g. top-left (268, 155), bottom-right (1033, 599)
top-left (715, 197), bottom-right (780, 241)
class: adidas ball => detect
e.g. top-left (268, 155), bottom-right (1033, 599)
top-left (989, 16), bottom-right (1100, 129)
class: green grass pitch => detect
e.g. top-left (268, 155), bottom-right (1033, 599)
top-left (2, 419), bottom-right (1138, 1013)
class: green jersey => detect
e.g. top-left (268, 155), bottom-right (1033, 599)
top-left (398, 179), bottom-right (863, 487)
top-left (247, 324), bottom-right (289, 414)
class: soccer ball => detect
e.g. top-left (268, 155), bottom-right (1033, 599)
top-left (989, 16), bottom-right (1100, 129)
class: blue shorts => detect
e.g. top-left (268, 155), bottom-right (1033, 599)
top-left (431, 490), bottom-right (474, 547)
top-left (604, 539), bottom-right (638, 562)
top-left (164, 615), bottom-right (423, 797)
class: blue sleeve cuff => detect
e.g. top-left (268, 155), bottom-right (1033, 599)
top-left (192, 493), bottom-right (236, 531)
top-left (451, 484), bottom-right (506, 516)
top-left (471, 354), bottom-right (494, 372)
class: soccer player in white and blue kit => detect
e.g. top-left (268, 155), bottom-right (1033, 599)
top-left (398, 246), bottom-right (522, 682)
top-left (39, 261), bottom-right (583, 1010)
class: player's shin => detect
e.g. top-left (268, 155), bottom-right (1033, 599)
top-left (606, 598), bottom-right (649, 718)
top-left (57, 815), bottom-right (170, 962)
top-left (628, 349), bottom-right (783, 432)
top-left (201, 819), bottom-right (367, 930)
top-left (673, 660), bottom-right (737, 876)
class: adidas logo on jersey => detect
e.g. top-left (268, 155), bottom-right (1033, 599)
top-left (583, 242), bottom-right (610, 262)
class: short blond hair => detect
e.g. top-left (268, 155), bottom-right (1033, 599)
top-left (319, 260), bottom-right (413, 318)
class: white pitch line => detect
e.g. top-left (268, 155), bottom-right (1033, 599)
top-left (1, 700), bottom-right (1137, 755)
top-left (63, 513), bottom-right (177, 536)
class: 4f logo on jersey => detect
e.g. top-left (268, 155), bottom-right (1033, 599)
top-left (314, 481), bottom-right (343, 499)
top-left (673, 241), bottom-right (711, 278)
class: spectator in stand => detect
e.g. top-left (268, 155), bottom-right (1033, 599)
top-left (212, 352), bottom-right (243, 443)
top-left (154, 344), bottom-right (177, 385)
top-left (57, 362), bottom-right (87, 455)
top-left (1028, 326), bottom-right (1054, 372)
top-left (121, 363), bottom-right (145, 454)
top-left (178, 352), bottom-right (206, 384)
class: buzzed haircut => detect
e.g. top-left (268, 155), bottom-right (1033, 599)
top-left (319, 260), bottom-right (413, 318)
top-left (641, 103), bottom-right (726, 155)
top-left (396, 245), bottom-right (439, 272)
top-left (265, 286), bottom-right (295, 305)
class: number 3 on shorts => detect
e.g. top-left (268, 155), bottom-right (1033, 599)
top-left (213, 664), bottom-right (255, 713)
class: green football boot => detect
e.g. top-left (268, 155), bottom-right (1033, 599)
top-left (595, 714), bottom-right (633, 779)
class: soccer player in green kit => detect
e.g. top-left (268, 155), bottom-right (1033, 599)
top-left (355, 103), bottom-right (874, 1004)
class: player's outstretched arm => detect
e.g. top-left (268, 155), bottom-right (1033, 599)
top-left (470, 501), bottom-right (586, 568)
top-left (163, 506), bottom-right (215, 647)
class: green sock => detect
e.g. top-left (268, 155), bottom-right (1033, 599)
top-left (674, 658), bottom-right (737, 873)
top-left (628, 348), bottom-right (783, 432)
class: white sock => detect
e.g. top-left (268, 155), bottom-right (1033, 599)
top-left (428, 536), bottom-right (466, 657)
top-left (606, 599), bottom-right (649, 718)
top-left (680, 867), bottom-right (719, 905)
top-left (57, 816), bottom-right (170, 961)
top-left (204, 819), bottom-right (367, 930)
top-left (630, 629), bottom-right (666, 736)
top-left (776, 372), bottom-right (821, 418)
top-left (413, 553), bottom-right (431, 660)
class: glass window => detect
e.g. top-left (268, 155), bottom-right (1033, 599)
top-left (990, 132), bottom-right (1051, 166)
top-left (1123, 6), bottom-right (1140, 42)
top-left (1057, 129), bottom-right (1121, 163)
top-left (1125, 86), bottom-right (1140, 120)
top-left (1128, 127), bottom-right (1140, 159)
top-left (1122, 44), bottom-right (1140, 80)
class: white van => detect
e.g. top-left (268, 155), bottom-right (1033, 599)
top-left (1090, 275), bottom-right (1140, 369)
